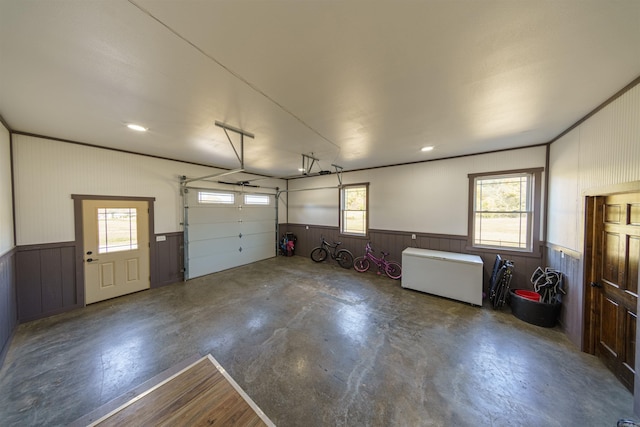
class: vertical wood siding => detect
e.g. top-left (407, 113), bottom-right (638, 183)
top-left (287, 146), bottom-right (546, 236)
top-left (549, 84), bottom-right (640, 252)
top-left (578, 85), bottom-right (640, 194)
top-left (0, 111), bottom-right (16, 367)
top-left (547, 82), bottom-right (640, 349)
top-left (548, 130), bottom-right (581, 251)
top-left (0, 123), bottom-right (12, 255)
top-left (15, 242), bottom-right (79, 322)
top-left (545, 244), bottom-right (582, 346)
top-left (154, 232), bottom-right (184, 287)
top-left (0, 249), bottom-right (17, 365)
top-left (13, 233), bottom-right (184, 322)
top-left (282, 224), bottom-right (543, 294)
top-left (11, 135), bottom-right (286, 246)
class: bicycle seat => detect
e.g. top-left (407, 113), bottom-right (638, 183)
top-left (334, 241), bottom-right (342, 246)
top-left (381, 251), bottom-right (389, 256)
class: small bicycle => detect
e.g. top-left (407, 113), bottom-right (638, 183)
top-left (310, 236), bottom-right (354, 269)
top-left (353, 242), bottom-right (402, 280)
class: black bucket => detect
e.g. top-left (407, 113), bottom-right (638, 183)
top-left (509, 289), bottom-right (561, 328)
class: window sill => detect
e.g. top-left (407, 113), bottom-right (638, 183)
top-left (339, 232), bottom-right (369, 240)
top-left (465, 245), bottom-right (543, 259)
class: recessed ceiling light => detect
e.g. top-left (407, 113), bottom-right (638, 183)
top-left (127, 124), bottom-right (148, 132)
top-left (421, 146), bottom-right (434, 152)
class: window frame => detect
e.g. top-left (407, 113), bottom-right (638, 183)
top-left (467, 168), bottom-right (543, 254)
top-left (339, 183), bottom-right (369, 237)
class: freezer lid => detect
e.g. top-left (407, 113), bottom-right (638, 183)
top-left (402, 247), bottom-right (483, 265)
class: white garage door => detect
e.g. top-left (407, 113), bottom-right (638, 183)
top-left (185, 188), bottom-right (276, 279)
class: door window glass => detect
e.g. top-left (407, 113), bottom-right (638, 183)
top-left (97, 208), bottom-right (139, 253)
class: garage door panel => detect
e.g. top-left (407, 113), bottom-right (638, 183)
top-left (189, 215), bottom-right (240, 226)
top-left (241, 232), bottom-right (274, 248)
top-left (189, 253), bottom-right (244, 278)
top-left (241, 234), bottom-right (275, 263)
top-left (242, 207), bottom-right (274, 221)
top-left (243, 243), bottom-right (276, 264)
top-left (186, 189), bottom-right (276, 279)
top-left (188, 222), bottom-right (241, 241)
top-left (190, 236), bottom-right (240, 256)
top-left (188, 207), bottom-right (238, 224)
top-left (242, 220), bottom-right (274, 235)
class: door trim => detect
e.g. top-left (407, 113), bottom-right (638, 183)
top-left (583, 190), bottom-right (640, 396)
top-left (583, 195), bottom-right (598, 354)
top-left (584, 188), bottom-right (640, 352)
top-left (72, 195), bottom-right (156, 306)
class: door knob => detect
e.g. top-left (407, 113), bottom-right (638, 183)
top-left (590, 281), bottom-right (602, 288)
top-left (86, 258), bottom-right (99, 263)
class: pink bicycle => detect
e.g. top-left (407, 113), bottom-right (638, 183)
top-left (353, 242), bottom-right (402, 280)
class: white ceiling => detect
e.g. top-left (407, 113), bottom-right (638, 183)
top-left (1, 0), bottom-right (639, 178)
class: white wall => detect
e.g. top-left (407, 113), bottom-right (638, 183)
top-left (0, 122), bottom-right (14, 255)
top-left (547, 130), bottom-right (581, 250)
top-left (548, 83), bottom-right (640, 251)
top-left (288, 145), bottom-right (547, 235)
top-left (12, 135), bottom-right (286, 245)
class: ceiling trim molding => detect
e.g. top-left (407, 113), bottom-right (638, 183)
top-left (9, 130), bottom-right (275, 180)
top-left (0, 114), bottom-right (12, 133)
top-left (288, 142), bottom-right (550, 179)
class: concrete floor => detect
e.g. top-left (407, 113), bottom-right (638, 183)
top-left (0, 255), bottom-right (635, 426)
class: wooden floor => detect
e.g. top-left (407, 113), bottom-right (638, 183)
top-left (89, 355), bottom-right (274, 427)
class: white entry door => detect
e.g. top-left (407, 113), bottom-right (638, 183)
top-left (82, 199), bottom-right (150, 304)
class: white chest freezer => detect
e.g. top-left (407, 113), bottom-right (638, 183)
top-left (401, 248), bottom-right (483, 306)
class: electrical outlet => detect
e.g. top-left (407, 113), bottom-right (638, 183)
top-left (411, 234), bottom-right (416, 240)
top-left (305, 225), bottom-right (309, 230)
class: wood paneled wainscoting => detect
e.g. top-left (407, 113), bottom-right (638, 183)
top-left (0, 248), bottom-right (17, 366)
top-left (280, 224), bottom-right (544, 294)
top-left (14, 234), bottom-right (184, 323)
top-left (152, 232), bottom-right (184, 288)
top-left (16, 242), bottom-right (80, 322)
top-left (545, 243), bottom-right (582, 347)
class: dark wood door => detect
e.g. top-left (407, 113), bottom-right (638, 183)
top-left (594, 193), bottom-right (640, 392)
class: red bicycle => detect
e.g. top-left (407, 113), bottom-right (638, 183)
top-left (353, 242), bottom-right (402, 280)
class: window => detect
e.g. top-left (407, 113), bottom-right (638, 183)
top-left (97, 208), bottom-right (138, 253)
top-left (244, 194), bottom-right (270, 205)
top-left (340, 184), bottom-right (368, 236)
top-left (470, 169), bottom-right (542, 252)
top-left (198, 191), bottom-right (234, 204)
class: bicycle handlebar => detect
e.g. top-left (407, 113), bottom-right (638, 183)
top-left (321, 236), bottom-right (341, 248)
top-left (363, 242), bottom-right (390, 258)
